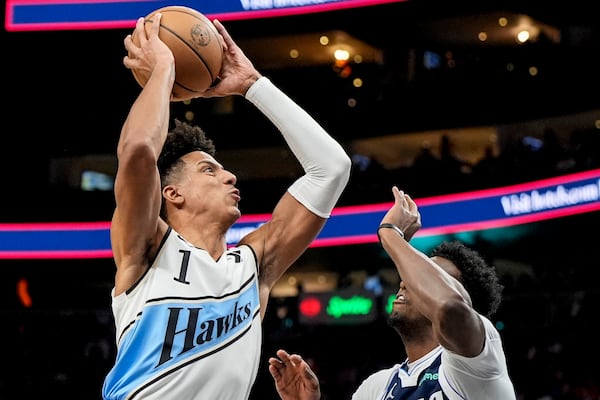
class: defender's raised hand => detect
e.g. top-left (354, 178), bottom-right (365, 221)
top-left (269, 349), bottom-right (321, 400)
top-left (380, 186), bottom-right (422, 241)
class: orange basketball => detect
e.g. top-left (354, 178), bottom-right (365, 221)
top-left (130, 6), bottom-right (223, 101)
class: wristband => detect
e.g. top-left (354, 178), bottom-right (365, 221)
top-left (377, 223), bottom-right (405, 241)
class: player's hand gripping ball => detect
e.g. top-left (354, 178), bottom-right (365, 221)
top-left (130, 6), bottom-right (223, 101)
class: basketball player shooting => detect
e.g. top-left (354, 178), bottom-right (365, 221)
top-left (101, 12), bottom-right (351, 400)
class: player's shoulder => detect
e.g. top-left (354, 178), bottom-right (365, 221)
top-left (227, 244), bottom-right (259, 265)
top-left (479, 315), bottom-right (502, 340)
top-left (352, 364), bottom-right (401, 400)
top-left (361, 364), bottom-right (401, 387)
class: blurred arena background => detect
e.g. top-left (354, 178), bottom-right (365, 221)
top-left (2, 0), bottom-right (600, 398)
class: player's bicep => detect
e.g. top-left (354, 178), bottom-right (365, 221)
top-left (112, 160), bottom-right (162, 266)
top-left (242, 192), bottom-right (325, 287)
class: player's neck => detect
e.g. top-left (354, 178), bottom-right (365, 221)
top-left (172, 224), bottom-right (228, 260)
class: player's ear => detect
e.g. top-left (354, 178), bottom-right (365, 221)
top-left (162, 184), bottom-right (184, 206)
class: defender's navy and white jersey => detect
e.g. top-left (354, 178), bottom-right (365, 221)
top-left (102, 227), bottom-right (262, 400)
top-left (352, 317), bottom-right (516, 400)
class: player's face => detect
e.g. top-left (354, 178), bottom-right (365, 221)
top-left (388, 257), bottom-right (461, 330)
top-left (178, 151), bottom-right (241, 222)
top-left (388, 281), bottom-right (428, 330)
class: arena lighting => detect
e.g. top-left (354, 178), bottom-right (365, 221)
top-left (298, 289), bottom-right (506, 331)
top-left (5, 0), bottom-right (406, 31)
top-left (298, 289), bottom-right (380, 325)
top-left (516, 30), bottom-right (530, 43)
top-left (300, 291), bottom-right (506, 327)
top-left (1, 168), bottom-right (600, 259)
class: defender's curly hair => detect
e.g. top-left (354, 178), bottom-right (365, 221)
top-left (430, 240), bottom-right (503, 318)
top-left (157, 119), bottom-right (216, 184)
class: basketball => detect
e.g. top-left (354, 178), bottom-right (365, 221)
top-left (130, 6), bottom-right (223, 101)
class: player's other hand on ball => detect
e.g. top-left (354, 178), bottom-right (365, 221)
top-left (200, 19), bottom-right (262, 99)
top-left (123, 14), bottom-right (175, 85)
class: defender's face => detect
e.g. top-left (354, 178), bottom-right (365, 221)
top-left (388, 257), bottom-right (461, 328)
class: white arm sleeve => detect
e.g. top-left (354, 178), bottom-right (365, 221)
top-left (245, 77), bottom-right (351, 218)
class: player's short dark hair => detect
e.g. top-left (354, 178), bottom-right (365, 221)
top-left (157, 119), bottom-right (216, 220)
top-left (431, 240), bottom-right (503, 318)
top-left (157, 119), bottom-right (216, 184)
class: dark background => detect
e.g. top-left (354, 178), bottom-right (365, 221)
top-left (3, 0), bottom-right (600, 161)
top-left (2, 0), bottom-right (600, 398)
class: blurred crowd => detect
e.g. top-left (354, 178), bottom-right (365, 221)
top-left (343, 126), bottom-right (600, 204)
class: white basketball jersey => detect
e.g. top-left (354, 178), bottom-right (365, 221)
top-left (103, 227), bottom-right (262, 400)
top-left (352, 317), bottom-right (516, 400)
